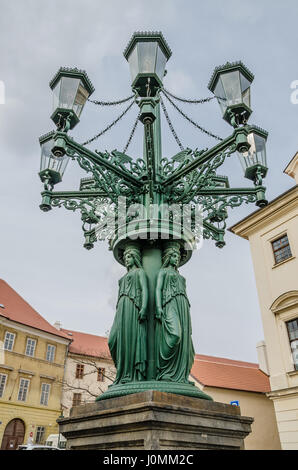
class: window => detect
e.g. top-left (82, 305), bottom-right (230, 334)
top-left (18, 378), bottom-right (30, 401)
top-left (40, 383), bottom-right (51, 406)
top-left (46, 344), bottom-right (56, 362)
top-left (72, 393), bottom-right (81, 407)
top-left (286, 319), bottom-right (298, 371)
top-left (75, 364), bottom-right (84, 379)
top-left (272, 234), bottom-right (292, 264)
top-left (4, 332), bottom-right (15, 351)
top-left (25, 338), bottom-right (36, 357)
top-left (35, 426), bottom-right (45, 444)
top-left (97, 367), bottom-right (105, 382)
top-left (0, 373), bottom-right (7, 398)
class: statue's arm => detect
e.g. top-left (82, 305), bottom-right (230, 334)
top-left (155, 269), bottom-right (165, 320)
top-left (138, 269), bottom-right (148, 321)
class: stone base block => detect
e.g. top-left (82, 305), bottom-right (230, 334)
top-left (58, 391), bottom-right (253, 450)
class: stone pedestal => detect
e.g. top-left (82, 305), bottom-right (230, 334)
top-left (58, 391), bottom-right (253, 450)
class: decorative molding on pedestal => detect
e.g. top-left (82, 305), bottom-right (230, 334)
top-left (58, 391), bottom-right (253, 450)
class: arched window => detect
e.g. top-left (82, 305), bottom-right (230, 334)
top-left (270, 291), bottom-right (298, 372)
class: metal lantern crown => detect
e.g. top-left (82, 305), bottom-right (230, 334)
top-left (124, 31), bottom-right (172, 96)
top-left (39, 131), bottom-right (70, 186)
top-left (237, 125), bottom-right (268, 181)
top-left (50, 67), bottom-right (95, 130)
top-left (208, 61), bottom-right (254, 127)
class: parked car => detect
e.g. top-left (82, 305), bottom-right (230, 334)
top-left (45, 433), bottom-right (67, 449)
top-left (17, 444), bottom-right (62, 450)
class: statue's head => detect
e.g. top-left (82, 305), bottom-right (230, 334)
top-left (123, 242), bottom-right (142, 269)
top-left (162, 241), bottom-right (181, 269)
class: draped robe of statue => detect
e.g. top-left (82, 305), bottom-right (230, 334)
top-left (108, 267), bottom-right (147, 384)
top-left (155, 267), bottom-right (195, 382)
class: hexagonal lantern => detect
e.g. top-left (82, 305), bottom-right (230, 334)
top-left (208, 61), bottom-right (254, 126)
top-left (39, 131), bottom-right (70, 186)
top-left (237, 125), bottom-right (268, 181)
top-left (50, 67), bottom-right (95, 130)
top-left (124, 31), bottom-right (172, 96)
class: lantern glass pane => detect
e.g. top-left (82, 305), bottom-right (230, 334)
top-left (254, 133), bottom-right (267, 166)
top-left (220, 70), bottom-right (242, 106)
top-left (40, 139), bottom-right (53, 171)
top-left (138, 42), bottom-right (157, 74)
top-left (52, 82), bottom-right (60, 112)
top-left (214, 78), bottom-right (227, 115)
top-left (242, 86), bottom-right (250, 108)
top-left (128, 45), bottom-right (139, 82)
top-left (155, 46), bottom-right (167, 80)
top-left (59, 77), bottom-right (80, 110)
top-left (73, 82), bottom-right (89, 117)
top-left (240, 73), bottom-right (251, 92)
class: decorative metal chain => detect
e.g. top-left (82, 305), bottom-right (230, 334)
top-left (162, 88), bottom-right (216, 104)
top-left (160, 95), bottom-right (184, 151)
top-left (161, 90), bottom-right (223, 142)
top-left (123, 110), bottom-right (141, 153)
top-left (88, 94), bottom-right (134, 106)
top-left (82, 100), bottom-right (135, 146)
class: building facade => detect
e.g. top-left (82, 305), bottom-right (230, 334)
top-left (53, 326), bottom-right (115, 416)
top-left (191, 354), bottom-right (281, 450)
top-left (230, 153), bottom-right (298, 449)
top-left (0, 280), bottom-right (71, 450)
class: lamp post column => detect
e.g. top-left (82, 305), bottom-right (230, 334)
top-left (138, 95), bottom-right (164, 380)
top-left (142, 244), bottom-right (162, 380)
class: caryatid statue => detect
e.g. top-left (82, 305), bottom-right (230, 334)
top-left (155, 242), bottom-right (195, 384)
top-left (108, 243), bottom-right (148, 384)
top-left (103, 240), bottom-right (211, 401)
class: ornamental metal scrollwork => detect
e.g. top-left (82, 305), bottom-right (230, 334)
top-left (162, 144), bottom-right (237, 205)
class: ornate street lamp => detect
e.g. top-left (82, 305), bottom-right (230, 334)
top-left (39, 131), bottom-right (70, 187)
top-left (124, 31), bottom-right (171, 96)
top-left (38, 31), bottom-right (269, 402)
top-left (237, 125), bottom-right (268, 183)
top-left (50, 67), bottom-right (95, 131)
top-left (208, 61), bottom-right (253, 127)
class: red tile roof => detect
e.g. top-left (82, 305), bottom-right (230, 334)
top-left (61, 328), bottom-right (111, 359)
top-left (0, 279), bottom-right (71, 341)
top-left (191, 353), bottom-right (270, 393)
top-left (60, 330), bottom-right (270, 393)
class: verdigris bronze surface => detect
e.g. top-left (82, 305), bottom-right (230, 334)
top-left (108, 244), bottom-right (148, 384)
top-left (155, 242), bottom-right (194, 383)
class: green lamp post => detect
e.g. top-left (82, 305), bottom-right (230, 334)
top-left (38, 31), bottom-right (269, 401)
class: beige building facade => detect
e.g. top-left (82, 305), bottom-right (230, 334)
top-left (191, 354), bottom-right (281, 450)
top-left (0, 280), bottom-right (71, 449)
top-left (230, 153), bottom-right (298, 450)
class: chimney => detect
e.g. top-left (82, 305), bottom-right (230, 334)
top-left (53, 321), bottom-right (62, 331)
top-left (257, 340), bottom-right (270, 375)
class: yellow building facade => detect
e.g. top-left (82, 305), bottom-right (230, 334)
top-left (230, 154), bottom-right (298, 450)
top-left (0, 280), bottom-right (71, 449)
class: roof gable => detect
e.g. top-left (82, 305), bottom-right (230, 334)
top-left (0, 279), bottom-right (70, 341)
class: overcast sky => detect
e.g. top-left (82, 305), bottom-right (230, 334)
top-left (0, 0), bottom-right (297, 363)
